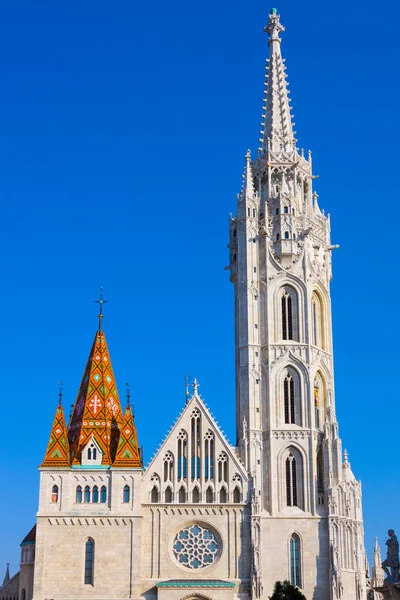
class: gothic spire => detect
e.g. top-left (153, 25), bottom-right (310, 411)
top-left (371, 537), bottom-right (385, 589)
top-left (2, 563), bottom-right (9, 586)
top-left (113, 403), bottom-right (142, 468)
top-left (41, 400), bottom-right (70, 467)
top-left (244, 149), bottom-right (255, 198)
top-left (259, 8), bottom-right (295, 153)
top-left (68, 329), bottom-right (123, 465)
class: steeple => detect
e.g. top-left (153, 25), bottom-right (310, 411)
top-left (371, 538), bottom-right (385, 589)
top-left (244, 149), bottom-right (256, 199)
top-left (41, 391), bottom-right (70, 468)
top-left (2, 563), bottom-right (9, 586)
top-left (260, 8), bottom-right (295, 153)
top-left (68, 329), bottom-right (123, 465)
top-left (113, 403), bottom-right (142, 468)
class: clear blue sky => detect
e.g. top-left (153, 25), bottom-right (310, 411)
top-left (0, 0), bottom-right (398, 576)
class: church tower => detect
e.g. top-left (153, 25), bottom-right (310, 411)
top-left (229, 9), bottom-right (366, 600)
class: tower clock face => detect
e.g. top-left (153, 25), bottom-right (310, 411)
top-left (172, 524), bottom-right (220, 569)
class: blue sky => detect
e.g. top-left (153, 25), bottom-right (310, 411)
top-left (0, 0), bottom-right (399, 576)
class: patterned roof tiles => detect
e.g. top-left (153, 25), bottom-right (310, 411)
top-left (41, 403), bottom-right (70, 468)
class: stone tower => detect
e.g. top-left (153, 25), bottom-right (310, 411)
top-left (228, 9), bottom-right (366, 600)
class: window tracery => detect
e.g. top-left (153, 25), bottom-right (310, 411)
top-left (191, 409), bottom-right (201, 481)
top-left (163, 451), bottom-right (174, 482)
top-left (217, 452), bottom-right (228, 483)
top-left (172, 524), bottom-right (219, 569)
top-left (279, 286), bottom-right (299, 341)
top-left (177, 430), bottom-right (188, 481)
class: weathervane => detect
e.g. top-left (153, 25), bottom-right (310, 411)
top-left (58, 381), bottom-right (63, 407)
top-left (126, 382), bottom-right (134, 414)
top-left (95, 287), bottom-right (108, 331)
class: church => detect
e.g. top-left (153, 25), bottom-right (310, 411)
top-left (0, 10), bottom-right (368, 600)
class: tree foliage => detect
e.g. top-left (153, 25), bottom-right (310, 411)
top-left (269, 580), bottom-right (307, 600)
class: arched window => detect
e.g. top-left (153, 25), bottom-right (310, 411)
top-left (21, 589), bottom-right (26, 600)
top-left (84, 538), bottom-right (94, 585)
top-left (84, 485), bottom-right (91, 503)
top-left (76, 485), bottom-right (82, 503)
top-left (123, 485), bottom-right (130, 503)
top-left (285, 231), bottom-right (289, 239)
top-left (88, 448), bottom-right (92, 460)
top-left (165, 487), bottom-right (173, 503)
top-left (286, 454), bottom-right (297, 506)
top-left (100, 485), bottom-right (107, 503)
top-left (219, 487), bottom-right (227, 503)
top-left (284, 448), bottom-right (304, 509)
top-left (289, 534), bottom-right (302, 587)
top-left (233, 487), bottom-right (241, 503)
top-left (51, 484), bottom-right (59, 503)
top-left (283, 369), bottom-right (301, 426)
top-left (311, 291), bottom-right (325, 348)
top-left (206, 487), bottom-right (213, 503)
top-left (204, 430), bottom-right (214, 480)
top-left (191, 409), bottom-right (201, 480)
top-left (92, 485), bottom-right (99, 503)
top-left (192, 487), bottom-right (200, 503)
top-left (151, 486), bottom-right (159, 503)
top-left (280, 286), bottom-right (299, 341)
top-left (217, 452), bottom-right (228, 483)
top-left (177, 430), bottom-right (187, 480)
top-left (293, 233), bottom-right (296, 240)
top-left (276, 232), bottom-right (280, 241)
top-left (178, 486), bottom-right (186, 503)
top-left (93, 448), bottom-right (97, 460)
top-left (163, 452), bottom-right (174, 482)
top-left (314, 372), bottom-right (326, 429)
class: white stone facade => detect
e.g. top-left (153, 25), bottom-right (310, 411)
top-left (28, 9), bottom-right (367, 600)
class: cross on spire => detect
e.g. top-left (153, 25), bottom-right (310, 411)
top-left (57, 381), bottom-right (63, 407)
top-left (95, 287), bottom-right (108, 331)
top-left (184, 373), bottom-right (190, 405)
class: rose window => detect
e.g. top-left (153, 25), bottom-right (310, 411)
top-left (172, 524), bottom-right (219, 569)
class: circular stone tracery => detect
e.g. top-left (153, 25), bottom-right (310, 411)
top-left (172, 524), bottom-right (219, 569)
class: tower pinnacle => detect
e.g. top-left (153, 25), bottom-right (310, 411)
top-left (260, 8), bottom-right (295, 153)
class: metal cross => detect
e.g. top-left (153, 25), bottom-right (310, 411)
top-left (58, 380), bottom-right (63, 406)
top-left (95, 287), bottom-right (108, 331)
top-left (184, 373), bottom-right (190, 405)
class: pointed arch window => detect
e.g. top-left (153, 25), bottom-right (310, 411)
top-left (280, 286), bottom-right (299, 341)
top-left (151, 486), bottom-right (159, 503)
top-left (100, 485), bottom-right (107, 503)
top-left (178, 486), bottom-right (186, 503)
top-left (289, 534), bottom-right (302, 587)
top-left (284, 372), bottom-right (295, 424)
top-left (204, 430), bottom-right (214, 480)
top-left (51, 485), bottom-right (59, 503)
top-left (76, 485), bottom-right (82, 503)
top-left (123, 485), bottom-right (130, 503)
top-left (311, 291), bottom-right (325, 348)
top-left (219, 487), bottom-right (227, 503)
top-left (84, 538), bottom-right (94, 585)
top-left (317, 450), bottom-right (324, 493)
top-left (163, 452), bottom-right (174, 482)
top-left (206, 487), bottom-right (213, 503)
top-left (217, 452), bottom-right (228, 483)
top-left (92, 486), bottom-right (99, 503)
top-left (84, 485), bottom-right (91, 503)
top-left (286, 454), bottom-right (297, 506)
top-left (192, 487), bottom-right (200, 503)
top-left (233, 487), bottom-right (241, 503)
top-left (177, 430), bottom-right (187, 480)
top-left (165, 487), bottom-right (173, 503)
top-left (285, 231), bottom-right (289, 239)
top-left (191, 409), bottom-right (201, 480)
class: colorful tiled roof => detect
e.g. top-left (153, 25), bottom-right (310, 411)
top-left (113, 404), bottom-right (141, 468)
top-left (41, 404), bottom-right (70, 468)
top-left (68, 330), bottom-right (123, 465)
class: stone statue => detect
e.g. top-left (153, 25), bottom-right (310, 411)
top-left (382, 530), bottom-right (400, 583)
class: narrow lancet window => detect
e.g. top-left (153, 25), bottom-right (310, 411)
top-left (290, 534), bottom-right (301, 587)
top-left (51, 485), bottom-right (59, 503)
top-left (84, 538), bottom-right (94, 585)
top-left (123, 485), bottom-right (130, 503)
top-left (76, 485), bottom-right (82, 503)
top-left (100, 485), bottom-right (107, 503)
top-left (92, 485), bottom-right (99, 503)
top-left (286, 454), bottom-right (298, 507)
top-left (84, 485), bottom-right (91, 503)
top-left (284, 372), bottom-right (295, 424)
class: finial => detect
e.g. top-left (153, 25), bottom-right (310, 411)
top-left (57, 381), bottom-right (63, 407)
top-left (245, 148), bottom-right (251, 162)
top-left (184, 373), bottom-right (190, 405)
top-left (192, 377), bottom-right (199, 395)
top-left (95, 287), bottom-right (108, 332)
top-left (264, 8), bottom-right (284, 42)
top-left (126, 382), bottom-right (131, 407)
top-left (343, 449), bottom-right (349, 466)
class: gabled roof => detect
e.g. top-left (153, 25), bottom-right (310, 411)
top-left (68, 330), bottom-right (123, 465)
top-left (144, 389), bottom-right (247, 481)
top-left (41, 404), bottom-right (70, 468)
top-left (21, 525), bottom-right (36, 545)
top-left (113, 404), bottom-right (142, 468)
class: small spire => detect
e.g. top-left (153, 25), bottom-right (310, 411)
top-left (244, 150), bottom-right (255, 199)
top-left (184, 373), bottom-right (190, 405)
top-left (3, 563), bottom-right (10, 586)
top-left (57, 381), bottom-right (63, 407)
top-left (343, 449), bottom-right (349, 466)
top-left (192, 377), bottom-right (199, 395)
top-left (95, 287), bottom-right (108, 332)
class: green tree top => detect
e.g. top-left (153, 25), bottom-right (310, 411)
top-left (269, 580), bottom-right (307, 600)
